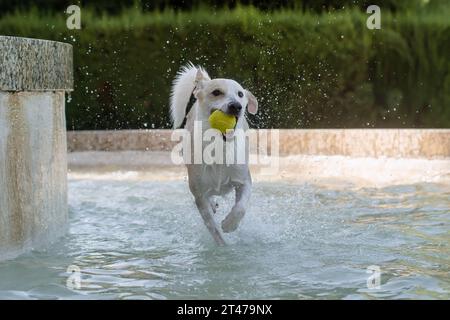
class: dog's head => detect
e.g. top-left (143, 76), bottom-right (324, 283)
top-left (193, 68), bottom-right (258, 123)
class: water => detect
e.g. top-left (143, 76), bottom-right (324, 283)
top-left (0, 178), bottom-right (449, 299)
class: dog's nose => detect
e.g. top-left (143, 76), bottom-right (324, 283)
top-left (227, 102), bottom-right (242, 115)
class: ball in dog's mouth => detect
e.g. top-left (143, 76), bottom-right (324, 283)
top-left (208, 110), bottom-right (237, 134)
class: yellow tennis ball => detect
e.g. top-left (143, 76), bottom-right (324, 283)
top-left (208, 110), bottom-right (237, 134)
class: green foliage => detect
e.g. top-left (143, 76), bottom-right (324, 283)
top-left (0, 0), bottom-right (433, 15)
top-left (0, 5), bottom-right (449, 129)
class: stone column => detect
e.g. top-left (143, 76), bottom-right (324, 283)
top-left (0, 36), bottom-right (73, 260)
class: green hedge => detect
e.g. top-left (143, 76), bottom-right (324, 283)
top-left (1, 6), bottom-right (449, 129)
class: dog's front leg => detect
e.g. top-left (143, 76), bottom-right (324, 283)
top-left (221, 181), bottom-right (251, 233)
top-left (195, 196), bottom-right (226, 246)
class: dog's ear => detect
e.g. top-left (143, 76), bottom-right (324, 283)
top-left (193, 67), bottom-right (209, 98)
top-left (246, 90), bottom-right (258, 115)
top-left (194, 67), bottom-right (210, 87)
top-left (195, 68), bottom-right (207, 82)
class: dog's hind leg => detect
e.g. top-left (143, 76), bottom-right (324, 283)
top-left (195, 196), bottom-right (226, 245)
top-left (221, 181), bottom-right (251, 233)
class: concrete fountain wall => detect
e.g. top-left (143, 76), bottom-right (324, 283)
top-left (66, 129), bottom-right (450, 186)
top-left (0, 36), bottom-right (73, 260)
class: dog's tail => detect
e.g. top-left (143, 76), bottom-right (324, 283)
top-left (170, 62), bottom-right (210, 129)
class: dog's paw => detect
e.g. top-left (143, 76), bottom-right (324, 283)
top-left (210, 199), bottom-right (219, 214)
top-left (221, 208), bottom-right (245, 233)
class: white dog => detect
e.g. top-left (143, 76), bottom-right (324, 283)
top-left (170, 63), bottom-right (258, 245)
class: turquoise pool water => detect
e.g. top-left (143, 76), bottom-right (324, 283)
top-left (0, 179), bottom-right (448, 299)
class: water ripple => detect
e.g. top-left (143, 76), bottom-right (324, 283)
top-left (0, 180), bottom-right (448, 299)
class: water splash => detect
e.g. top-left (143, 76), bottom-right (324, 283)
top-left (0, 179), bottom-right (448, 299)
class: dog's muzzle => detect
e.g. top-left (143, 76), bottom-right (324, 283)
top-left (227, 101), bottom-right (242, 117)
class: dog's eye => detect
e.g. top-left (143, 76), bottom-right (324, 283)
top-left (212, 89), bottom-right (223, 96)
top-left (238, 91), bottom-right (244, 98)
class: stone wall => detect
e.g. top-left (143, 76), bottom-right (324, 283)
top-left (67, 129), bottom-right (450, 159)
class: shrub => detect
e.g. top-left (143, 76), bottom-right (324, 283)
top-left (1, 5), bottom-right (449, 129)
